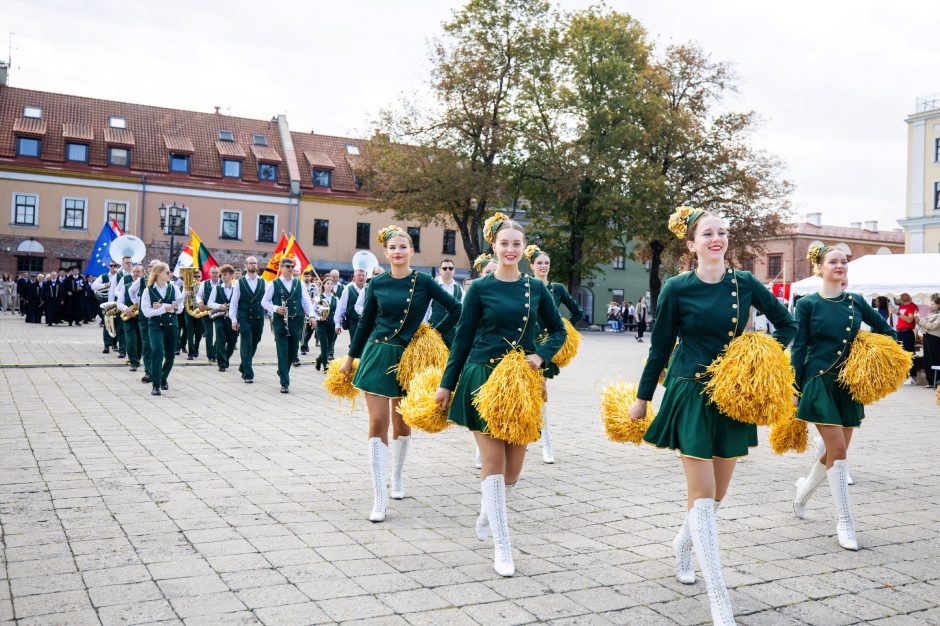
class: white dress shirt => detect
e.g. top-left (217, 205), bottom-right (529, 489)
top-left (195, 279), bottom-right (220, 306)
top-left (91, 270), bottom-right (117, 294)
top-left (114, 277), bottom-right (143, 312)
top-left (423, 278), bottom-right (460, 322)
top-left (261, 276), bottom-right (315, 317)
top-left (208, 282), bottom-right (235, 310)
top-left (334, 281), bottom-right (366, 331)
top-left (228, 274), bottom-right (265, 323)
top-left (141, 283), bottom-right (184, 318)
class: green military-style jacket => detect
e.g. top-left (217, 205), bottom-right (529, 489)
top-left (790, 292), bottom-right (896, 391)
top-left (548, 282), bottom-right (584, 324)
top-left (638, 269), bottom-right (797, 401)
top-left (441, 274), bottom-right (567, 390)
top-left (349, 271), bottom-right (461, 358)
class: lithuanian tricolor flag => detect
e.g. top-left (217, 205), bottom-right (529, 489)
top-left (173, 229), bottom-right (219, 276)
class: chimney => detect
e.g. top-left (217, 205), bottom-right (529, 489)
top-left (850, 222), bottom-right (862, 229)
top-left (214, 106), bottom-right (221, 115)
top-left (864, 220), bottom-right (878, 232)
top-left (0, 61), bottom-right (8, 86)
top-left (806, 212), bottom-right (822, 226)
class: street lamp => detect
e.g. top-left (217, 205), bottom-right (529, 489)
top-left (158, 202), bottom-right (188, 264)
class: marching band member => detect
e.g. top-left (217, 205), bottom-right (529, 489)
top-left (314, 277), bottom-right (338, 372)
top-left (229, 256), bottom-right (267, 384)
top-left (339, 226), bottom-right (461, 523)
top-left (112, 256), bottom-right (134, 358)
top-left (208, 265), bottom-right (239, 372)
top-left (329, 269), bottom-right (344, 301)
top-left (183, 268), bottom-right (205, 361)
top-left (141, 262), bottom-right (185, 396)
top-left (424, 258), bottom-right (464, 348)
top-left (790, 245), bottom-right (897, 551)
top-left (91, 261), bottom-right (119, 344)
top-left (526, 245), bottom-right (583, 464)
top-left (196, 266), bottom-right (221, 363)
top-left (434, 214), bottom-right (566, 577)
top-left (301, 270), bottom-right (320, 356)
top-left (261, 258), bottom-right (315, 393)
top-left (628, 208), bottom-right (796, 625)
top-left (114, 264), bottom-right (144, 372)
top-left (335, 268), bottom-right (367, 344)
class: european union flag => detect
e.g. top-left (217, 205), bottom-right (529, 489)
top-left (84, 222), bottom-right (120, 276)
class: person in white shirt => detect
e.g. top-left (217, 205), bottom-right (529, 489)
top-left (335, 268), bottom-right (367, 343)
top-left (114, 264), bottom-right (144, 371)
top-left (423, 259), bottom-right (463, 347)
top-left (141, 262), bottom-right (185, 396)
top-left (110, 255), bottom-right (134, 358)
top-left (91, 262), bottom-right (120, 351)
top-left (196, 266), bottom-right (221, 363)
top-left (208, 264), bottom-right (238, 372)
top-left (229, 256), bottom-right (266, 384)
top-left (261, 258), bottom-right (315, 392)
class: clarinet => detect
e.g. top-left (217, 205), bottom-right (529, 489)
top-left (281, 293), bottom-right (290, 338)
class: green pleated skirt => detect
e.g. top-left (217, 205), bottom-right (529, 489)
top-left (643, 378), bottom-right (756, 460)
top-left (448, 362), bottom-right (492, 432)
top-left (797, 372), bottom-right (864, 428)
top-left (352, 341), bottom-right (406, 398)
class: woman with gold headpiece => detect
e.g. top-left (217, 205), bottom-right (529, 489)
top-left (627, 207), bottom-right (796, 625)
top-left (790, 245), bottom-right (896, 552)
top-left (338, 226), bottom-right (461, 523)
top-left (524, 244), bottom-right (583, 464)
top-left (434, 213), bottom-right (567, 578)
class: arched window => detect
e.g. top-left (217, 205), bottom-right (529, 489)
top-left (17, 239), bottom-right (44, 253)
top-left (834, 243), bottom-right (852, 258)
top-left (876, 246), bottom-right (892, 255)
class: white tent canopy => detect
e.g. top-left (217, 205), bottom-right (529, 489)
top-left (789, 253), bottom-right (940, 303)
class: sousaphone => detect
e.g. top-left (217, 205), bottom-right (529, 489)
top-left (109, 235), bottom-right (147, 264)
top-left (352, 250), bottom-right (380, 275)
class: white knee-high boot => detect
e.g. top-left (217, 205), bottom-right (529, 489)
top-left (474, 445), bottom-right (482, 469)
top-left (688, 498), bottom-right (735, 626)
top-left (389, 435), bottom-right (410, 500)
top-left (674, 499), bottom-right (721, 584)
top-left (368, 438), bottom-right (388, 522)
top-left (481, 474), bottom-right (514, 576)
top-left (541, 407), bottom-right (554, 464)
top-left (815, 435), bottom-right (853, 485)
top-left (827, 460), bottom-right (858, 550)
top-left (793, 459), bottom-right (828, 519)
top-left (477, 479), bottom-right (518, 541)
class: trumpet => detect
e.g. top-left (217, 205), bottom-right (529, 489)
top-left (120, 303), bottom-right (139, 321)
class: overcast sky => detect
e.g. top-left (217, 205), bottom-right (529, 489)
top-left (6, 0), bottom-right (937, 229)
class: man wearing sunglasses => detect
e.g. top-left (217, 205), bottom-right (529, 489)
top-left (424, 258), bottom-right (463, 348)
top-left (261, 258), bottom-right (316, 393)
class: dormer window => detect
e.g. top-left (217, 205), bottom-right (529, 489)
top-left (312, 169), bottom-right (332, 188)
top-left (66, 143), bottom-right (89, 163)
top-left (16, 137), bottom-right (41, 158)
top-left (169, 153), bottom-right (191, 173)
top-left (218, 130), bottom-right (234, 142)
top-left (23, 106), bottom-right (42, 119)
top-left (346, 144), bottom-right (360, 155)
top-left (109, 116), bottom-right (126, 129)
top-left (252, 134), bottom-right (268, 146)
top-left (222, 159), bottom-right (242, 178)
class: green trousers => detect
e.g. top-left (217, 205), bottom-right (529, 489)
top-left (203, 316), bottom-right (216, 360)
top-left (148, 322), bottom-right (177, 389)
top-left (102, 322), bottom-right (115, 348)
top-left (237, 317), bottom-right (265, 380)
top-left (274, 318), bottom-right (304, 387)
top-left (187, 314), bottom-right (204, 357)
top-left (114, 316), bottom-right (125, 352)
top-left (316, 324), bottom-right (336, 368)
top-left (123, 316), bottom-right (141, 366)
top-left (214, 318), bottom-right (238, 368)
top-left (139, 315), bottom-right (151, 376)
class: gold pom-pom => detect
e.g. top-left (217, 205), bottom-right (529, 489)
top-left (552, 318), bottom-right (581, 368)
top-left (376, 225), bottom-right (403, 245)
top-left (600, 381), bottom-right (654, 444)
top-left (324, 357), bottom-right (359, 410)
top-left (524, 245), bottom-right (542, 263)
top-left (473, 253), bottom-right (493, 274)
top-left (483, 212), bottom-right (510, 244)
top-left (769, 410), bottom-right (808, 455)
top-left (397, 323), bottom-right (449, 392)
top-left (397, 366), bottom-right (450, 433)
top-left (667, 206), bottom-right (703, 240)
top-left (838, 331), bottom-right (912, 404)
top-left (704, 332), bottom-right (796, 426)
top-left (473, 349), bottom-right (544, 445)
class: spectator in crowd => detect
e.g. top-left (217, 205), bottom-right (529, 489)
top-left (17, 273), bottom-right (28, 315)
top-left (0, 273), bottom-right (13, 313)
top-left (896, 293), bottom-right (919, 385)
top-left (626, 301), bottom-right (636, 331)
top-left (915, 296), bottom-right (940, 388)
top-left (607, 301), bottom-right (621, 332)
top-left (635, 296), bottom-right (648, 342)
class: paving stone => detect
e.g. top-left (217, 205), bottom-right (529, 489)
top-left (87, 581), bottom-right (163, 607)
top-left (169, 591), bottom-right (247, 618)
top-left (317, 595), bottom-right (395, 621)
top-left (462, 600), bottom-right (536, 626)
top-left (253, 602), bottom-right (332, 625)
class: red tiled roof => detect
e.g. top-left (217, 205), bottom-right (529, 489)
top-left (291, 132), bottom-right (366, 194)
top-left (215, 140), bottom-right (246, 159)
top-left (303, 150), bottom-right (335, 170)
top-left (0, 86), bottom-right (289, 185)
top-left (62, 123), bottom-right (94, 141)
top-left (164, 134), bottom-right (195, 153)
top-left (250, 144), bottom-right (282, 163)
top-left (103, 127), bottom-right (135, 146)
top-left (13, 117), bottom-right (46, 135)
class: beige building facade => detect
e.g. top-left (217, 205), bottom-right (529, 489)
top-left (900, 94), bottom-right (940, 253)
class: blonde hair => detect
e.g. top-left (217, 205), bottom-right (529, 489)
top-left (148, 262), bottom-right (169, 287)
top-left (483, 212), bottom-right (525, 244)
top-left (377, 225), bottom-right (413, 247)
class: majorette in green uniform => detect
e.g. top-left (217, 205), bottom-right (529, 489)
top-left (437, 213), bottom-right (566, 578)
top-left (631, 207), bottom-right (796, 625)
top-left (314, 280), bottom-right (338, 371)
top-left (340, 225), bottom-right (461, 525)
top-left (525, 244), bottom-right (584, 464)
top-left (208, 265), bottom-right (239, 372)
top-left (791, 244), bottom-right (897, 553)
top-left (262, 258), bottom-right (315, 393)
top-left (141, 262), bottom-right (185, 396)
top-left (230, 256), bottom-right (266, 384)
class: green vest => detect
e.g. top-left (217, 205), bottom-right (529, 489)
top-left (121, 274), bottom-right (133, 306)
top-left (272, 278), bottom-right (302, 335)
top-left (236, 276), bottom-right (265, 322)
top-left (214, 283), bottom-right (232, 305)
top-left (345, 284), bottom-right (361, 322)
top-left (148, 284), bottom-right (179, 328)
top-left (202, 280), bottom-right (217, 304)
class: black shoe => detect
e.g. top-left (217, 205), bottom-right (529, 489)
top-left (151, 388), bottom-right (161, 396)
top-left (244, 378), bottom-right (253, 384)
top-left (186, 355), bottom-right (194, 361)
top-left (301, 349), bottom-right (307, 355)
top-left (130, 365), bottom-right (138, 372)
top-left (102, 347), bottom-right (110, 354)
top-left (161, 382), bottom-right (168, 390)
top-left (292, 360), bottom-right (301, 368)
top-left (280, 386), bottom-right (288, 393)
top-left (175, 350), bottom-right (181, 355)
top-left (218, 366), bottom-right (226, 372)
top-left (141, 375), bottom-right (152, 383)
top-left (118, 352), bottom-right (126, 358)
top-left (193, 351), bottom-right (199, 358)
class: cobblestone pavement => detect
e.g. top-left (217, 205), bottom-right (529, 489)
top-left (1, 314), bottom-right (939, 625)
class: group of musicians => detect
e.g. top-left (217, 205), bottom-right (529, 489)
top-left (92, 252), bottom-right (374, 395)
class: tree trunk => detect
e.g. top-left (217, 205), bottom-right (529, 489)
top-left (453, 212), bottom-right (480, 273)
top-left (648, 239), bottom-right (664, 317)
